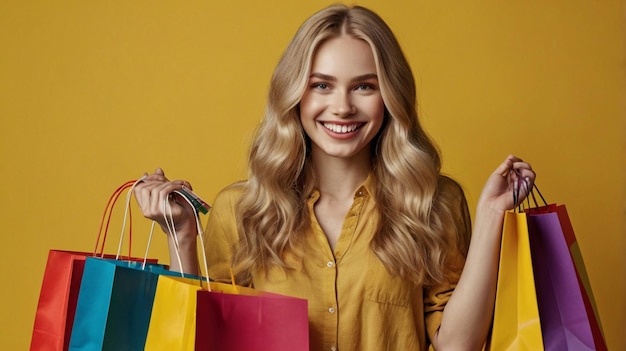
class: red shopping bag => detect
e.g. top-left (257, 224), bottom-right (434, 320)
top-left (30, 180), bottom-right (158, 351)
top-left (195, 288), bottom-right (309, 351)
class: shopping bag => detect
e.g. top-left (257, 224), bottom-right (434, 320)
top-left (143, 275), bottom-right (202, 351)
top-left (30, 180), bottom-right (158, 351)
top-left (144, 256), bottom-right (297, 350)
top-left (68, 257), bottom-right (164, 351)
top-left (143, 267), bottom-right (226, 351)
top-left (68, 246), bottom-right (206, 351)
top-left (30, 250), bottom-right (158, 351)
top-left (195, 286), bottom-right (309, 351)
top-left (487, 211), bottom-right (544, 350)
top-left (527, 210), bottom-right (596, 350)
top-left (68, 179), bottom-right (214, 351)
top-left (528, 204), bottom-right (608, 350)
top-left (558, 206), bottom-right (608, 350)
top-left (144, 276), bottom-right (250, 351)
top-left (30, 250), bottom-right (90, 351)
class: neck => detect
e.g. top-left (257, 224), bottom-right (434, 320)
top-left (310, 149), bottom-right (371, 200)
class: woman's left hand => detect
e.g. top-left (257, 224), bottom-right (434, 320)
top-left (477, 155), bottom-right (536, 212)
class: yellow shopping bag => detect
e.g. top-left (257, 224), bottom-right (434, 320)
top-left (144, 275), bottom-right (201, 351)
top-left (144, 274), bottom-right (262, 351)
top-left (487, 211), bottom-right (544, 350)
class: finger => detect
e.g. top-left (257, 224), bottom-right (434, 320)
top-left (494, 156), bottom-right (516, 177)
top-left (511, 164), bottom-right (536, 201)
top-left (179, 180), bottom-right (193, 190)
top-left (511, 160), bottom-right (532, 171)
top-left (141, 172), bottom-right (169, 183)
top-left (511, 162), bottom-right (535, 181)
top-left (150, 182), bottom-right (182, 210)
top-left (135, 181), bottom-right (176, 217)
top-left (495, 155), bottom-right (529, 175)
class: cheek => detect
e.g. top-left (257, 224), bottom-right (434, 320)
top-left (299, 95), bottom-right (324, 123)
top-left (370, 100), bottom-right (386, 124)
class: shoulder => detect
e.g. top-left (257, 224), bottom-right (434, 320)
top-left (436, 175), bottom-right (467, 204)
top-left (204, 181), bottom-right (248, 239)
top-left (212, 181), bottom-right (246, 209)
top-left (436, 174), bottom-right (470, 218)
top-left (435, 174), bottom-right (472, 252)
top-left (206, 181), bottom-right (248, 222)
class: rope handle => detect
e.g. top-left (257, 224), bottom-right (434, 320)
top-left (162, 187), bottom-right (213, 291)
top-left (94, 180), bottom-right (135, 258)
top-left (94, 177), bottom-right (146, 260)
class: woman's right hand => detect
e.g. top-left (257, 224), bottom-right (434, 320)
top-left (134, 168), bottom-right (198, 242)
top-left (134, 168), bottom-right (200, 274)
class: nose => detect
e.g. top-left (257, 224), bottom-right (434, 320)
top-left (331, 91), bottom-right (356, 117)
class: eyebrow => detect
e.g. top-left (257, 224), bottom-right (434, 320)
top-left (309, 72), bottom-right (378, 82)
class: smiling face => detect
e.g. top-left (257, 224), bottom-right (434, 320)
top-left (299, 35), bottom-right (385, 164)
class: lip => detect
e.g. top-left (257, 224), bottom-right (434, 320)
top-left (319, 121), bottom-right (365, 139)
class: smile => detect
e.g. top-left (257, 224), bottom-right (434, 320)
top-left (322, 122), bottom-right (363, 134)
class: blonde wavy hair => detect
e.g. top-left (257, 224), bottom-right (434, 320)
top-left (233, 4), bottom-right (469, 287)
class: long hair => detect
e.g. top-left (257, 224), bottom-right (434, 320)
top-left (233, 4), bottom-right (468, 287)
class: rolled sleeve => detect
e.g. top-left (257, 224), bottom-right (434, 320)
top-left (424, 176), bottom-right (472, 342)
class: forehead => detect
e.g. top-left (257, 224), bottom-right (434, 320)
top-left (310, 36), bottom-right (377, 75)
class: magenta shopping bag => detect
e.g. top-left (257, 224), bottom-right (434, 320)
top-left (195, 289), bottom-right (309, 351)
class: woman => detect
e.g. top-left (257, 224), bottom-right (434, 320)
top-left (135, 4), bottom-right (534, 350)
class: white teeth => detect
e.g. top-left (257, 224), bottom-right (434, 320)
top-left (323, 123), bottom-right (360, 133)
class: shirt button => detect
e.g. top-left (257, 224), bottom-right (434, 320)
top-left (328, 307), bottom-right (335, 313)
top-left (357, 191), bottom-right (363, 196)
top-left (330, 346), bottom-right (337, 351)
top-left (326, 261), bottom-right (334, 268)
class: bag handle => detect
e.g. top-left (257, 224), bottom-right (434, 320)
top-left (510, 168), bottom-right (532, 211)
top-left (158, 187), bottom-right (214, 292)
top-left (94, 177), bottom-right (148, 260)
top-left (95, 180), bottom-right (137, 258)
top-left (529, 183), bottom-right (548, 208)
top-left (509, 168), bottom-right (552, 213)
top-left (114, 177), bottom-right (146, 260)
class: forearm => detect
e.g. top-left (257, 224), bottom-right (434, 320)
top-left (433, 206), bottom-right (504, 350)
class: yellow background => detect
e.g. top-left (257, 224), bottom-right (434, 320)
top-left (1, 0), bottom-right (623, 349)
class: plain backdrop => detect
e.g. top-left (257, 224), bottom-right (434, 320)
top-left (1, 0), bottom-right (624, 349)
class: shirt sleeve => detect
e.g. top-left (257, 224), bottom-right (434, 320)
top-left (423, 175), bottom-right (473, 342)
top-left (202, 184), bottom-right (243, 283)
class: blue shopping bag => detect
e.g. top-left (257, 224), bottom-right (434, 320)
top-left (68, 257), bottom-right (164, 351)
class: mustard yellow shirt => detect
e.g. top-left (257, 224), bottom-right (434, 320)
top-left (204, 175), bottom-right (470, 351)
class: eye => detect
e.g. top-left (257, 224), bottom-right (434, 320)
top-left (311, 82), bottom-right (329, 90)
top-left (355, 82), bottom-right (379, 92)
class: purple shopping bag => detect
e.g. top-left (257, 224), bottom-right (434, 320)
top-left (526, 211), bottom-right (596, 350)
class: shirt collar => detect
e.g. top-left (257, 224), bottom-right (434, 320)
top-left (307, 172), bottom-right (376, 204)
